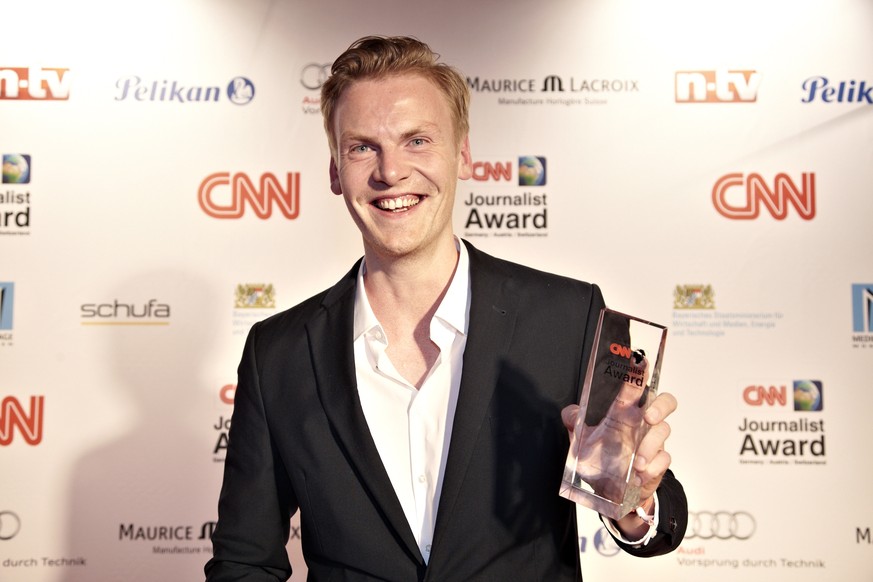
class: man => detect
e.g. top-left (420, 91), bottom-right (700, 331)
top-left (206, 36), bottom-right (686, 581)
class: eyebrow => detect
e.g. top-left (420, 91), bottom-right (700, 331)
top-left (339, 122), bottom-right (443, 146)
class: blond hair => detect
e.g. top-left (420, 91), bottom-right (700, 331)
top-left (321, 36), bottom-right (470, 155)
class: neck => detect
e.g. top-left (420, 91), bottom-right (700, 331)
top-left (363, 235), bottom-right (459, 316)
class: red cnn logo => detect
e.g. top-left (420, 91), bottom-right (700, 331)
top-left (0, 396), bottom-right (44, 445)
top-left (199, 172), bottom-right (300, 219)
top-left (713, 173), bottom-right (815, 220)
top-left (743, 385), bottom-right (787, 407)
top-left (219, 384), bottom-right (236, 405)
top-left (0, 67), bottom-right (70, 100)
top-left (471, 161), bottom-right (512, 182)
top-left (609, 343), bottom-right (632, 358)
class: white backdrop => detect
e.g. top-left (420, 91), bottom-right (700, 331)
top-left (2, 0), bottom-right (872, 580)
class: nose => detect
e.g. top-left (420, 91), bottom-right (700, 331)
top-left (372, 147), bottom-right (410, 187)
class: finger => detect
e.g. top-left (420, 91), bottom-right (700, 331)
top-left (644, 392), bottom-right (677, 425)
top-left (561, 404), bottom-right (580, 432)
top-left (633, 421), bottom-right (671, 472)
top-left (637, 449), bottom-right (672, 498)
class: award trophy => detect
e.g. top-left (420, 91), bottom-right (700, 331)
top-left (559, 308), bottom-right (667, 521)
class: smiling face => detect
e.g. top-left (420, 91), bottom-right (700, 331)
top-left (329, 74), bottom-right (472, 263)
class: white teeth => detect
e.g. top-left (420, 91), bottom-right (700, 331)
top-left (375, 196), bottom-right (420, 211)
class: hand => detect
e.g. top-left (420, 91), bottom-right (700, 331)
top-left (631, 392), bottom-right (676, 502)
top-left (562, 392), bottom-right (677, 536)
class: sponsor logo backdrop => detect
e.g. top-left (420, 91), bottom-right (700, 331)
top-left (1, 0), bottom-right (871, 580)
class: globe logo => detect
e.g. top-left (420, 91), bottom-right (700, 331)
top-left (793, 380), bottom-right (823, 411)
top-left (227, 77), bottom-right (255, 105)
top-left (517, 156), bottom-right (546, 186)
top-left (2, 154), bottom-right (30, 184)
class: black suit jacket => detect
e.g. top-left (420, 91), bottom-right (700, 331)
top-left (206, 241), bottom-right (686, 581)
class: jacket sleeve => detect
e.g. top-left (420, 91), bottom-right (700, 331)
top-left (610, 469), bottom-right (688, 557)
top-left (205, 323), bottom-right (296, 581)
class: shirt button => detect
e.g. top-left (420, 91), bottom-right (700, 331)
top-left (373, 329), bottom-right (383, 340)
top-left (418, 474), bottom-right (426, 483)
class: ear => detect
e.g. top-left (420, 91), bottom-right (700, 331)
top-left (329, 158), bottom-right (342, 195)
top-left (457, 135), bottom-right (473, 181)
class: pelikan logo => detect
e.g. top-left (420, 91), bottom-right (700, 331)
top-left (115, 76), bottom-right (255, 105)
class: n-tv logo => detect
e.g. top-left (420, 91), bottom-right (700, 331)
top-left (0, 396), bottom-right (44, 445)
top-left (199, 172), bottom-right (300, 219)
top-left (713, 173), bottom-right (815, 220)
top-left (675, 70), bottom-right (761, 103)
top-left (853, 284), bottom-right (873, 333)
top-left (0, 67), bottom-right (70, 100)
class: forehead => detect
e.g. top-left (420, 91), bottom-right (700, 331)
top-left (332, 74), bottom-right (455, 138)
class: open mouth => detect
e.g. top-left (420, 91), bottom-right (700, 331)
top-left (373, 195), bottom-right (422, 213)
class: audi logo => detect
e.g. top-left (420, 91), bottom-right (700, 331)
top-left (300, 63), bottom-right (332, 90)
top-left (686, 511), bottom-right (756, 540)
top-left (0, 511), bottom-right (21, 541)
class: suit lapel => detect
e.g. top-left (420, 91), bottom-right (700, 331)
top-left (305, 262), bottom-right (424, 565)
top-left (430, 242), bottom-right (519, 551)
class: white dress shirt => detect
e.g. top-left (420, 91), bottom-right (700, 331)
top-left (353, 239), bottom-right (471, 564)
top-left (353, 239), bottom-right (656, 560)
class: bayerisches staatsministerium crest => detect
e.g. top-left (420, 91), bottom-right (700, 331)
top-left (673, 284), bottom-right (715, 310)
top-left (235, 284), bottom-right (276, 309)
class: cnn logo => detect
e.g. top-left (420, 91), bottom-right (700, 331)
top-left (713, 173), bottom-right (815, 220)
top-left (742, 385), bottom-right (787, 408)
top-left (0, 396), bottom-right (44, 445)
top-left (199, 172), bottom-right (300, 219)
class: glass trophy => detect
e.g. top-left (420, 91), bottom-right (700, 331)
top-left (559, 307), bottom-right (667, 521)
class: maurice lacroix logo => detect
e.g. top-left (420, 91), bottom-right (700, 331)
top-left (115, 76), bottom-right (255, 105)
top-left (467, 74), bottom-right (639, 106)
top-left (462, 156), bottom-right (548, 238)
top-left (118, 521), bottom-right (217, 554)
